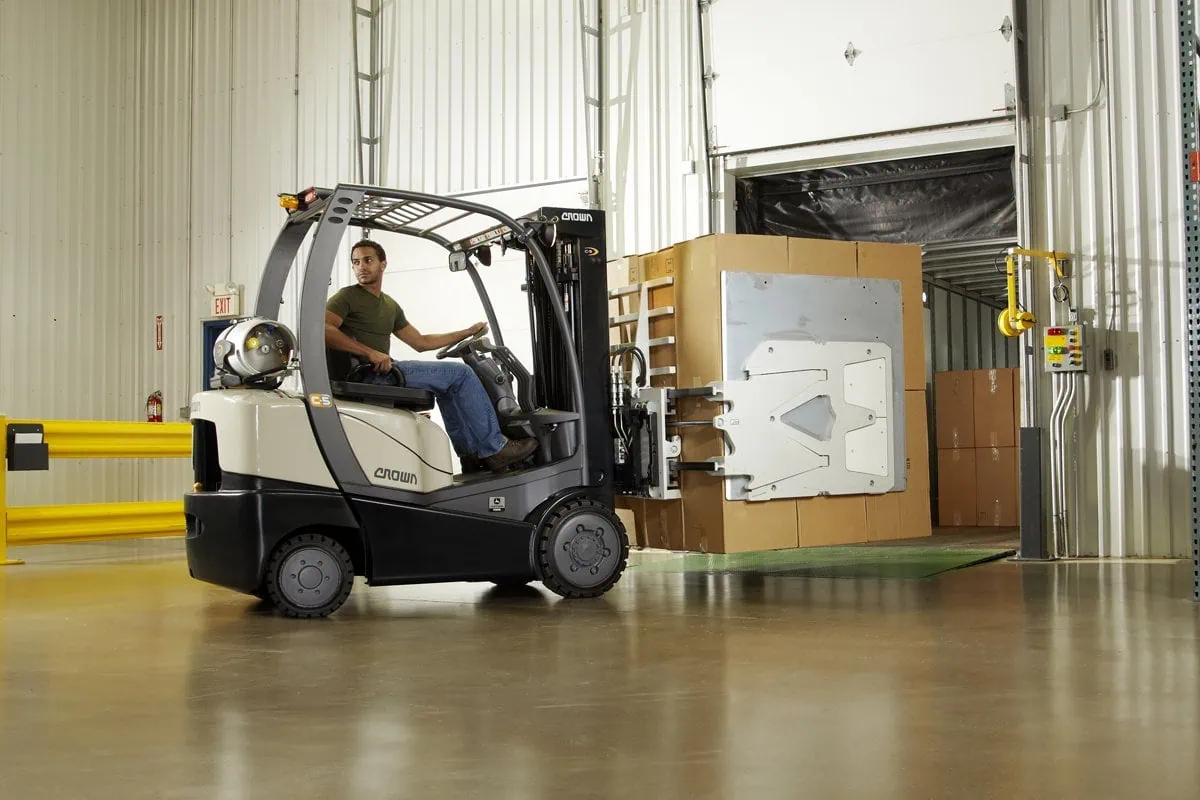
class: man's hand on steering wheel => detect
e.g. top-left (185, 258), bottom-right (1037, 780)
top-left (436, 322), bottom-right (489, 360)
top-left (366, 349), bottom-right (393, 373)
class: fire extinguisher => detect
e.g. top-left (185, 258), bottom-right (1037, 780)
top-left (146, 390), bottom-right (164, 423)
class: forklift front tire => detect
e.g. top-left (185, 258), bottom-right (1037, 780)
top-left (264, 532), bottom-right (355, 618)
top-left (534, 499), bottom-right (628, 599)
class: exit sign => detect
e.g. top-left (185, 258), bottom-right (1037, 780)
top-left (211, 294), bottom-right (238, 317)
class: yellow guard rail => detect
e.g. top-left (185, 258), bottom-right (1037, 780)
top-left (1, 416), bottom-right (190, 565)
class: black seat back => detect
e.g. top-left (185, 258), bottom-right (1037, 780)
top-left (326, 348), bottom-right (354, 382)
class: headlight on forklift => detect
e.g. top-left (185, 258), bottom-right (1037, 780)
top-left (279, 194), bottom-right (300, 210)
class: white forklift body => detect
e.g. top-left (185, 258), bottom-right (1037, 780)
top-left (190, 390), bottom-right (455, 494)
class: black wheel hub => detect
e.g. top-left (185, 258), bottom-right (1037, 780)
top-left (550, 512), bottom-right (620, 589)
top-left (278, 547), bottom-right (342, 609)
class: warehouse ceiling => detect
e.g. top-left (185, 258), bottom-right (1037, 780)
top-left (735, 147), bottom-right (1018, 309)
top-left (919, 236), bottom-right (1017, 307)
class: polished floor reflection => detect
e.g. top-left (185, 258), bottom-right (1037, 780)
top-left (1, 540), bottom-right (1198, 799)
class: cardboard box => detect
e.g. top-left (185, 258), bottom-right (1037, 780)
top-left (866, 389), bottom-right (933, 542)
top-left (673, 234), bottom-right (794, 388)
top-left (667, 234), bottom-right (860, 553)
top-left (631, 233), bottom-right (928, 553)
top-left (937, 448), bottom-right (978, 527)
top-left (976, 447), bottom-right (1019, 527)
top-left (899, 389), bottom-right (933, 539)
top-left (789, 237), bottom-right (859, 278)
top-left (857, 242), bottom-right (927, 391)
top-left (973, 368), bottom-right (1016, 448)
top-left (905, 390), bottom-right (931, 493)
top-left (898, 483), bottom-right (933, 541)
top-left (665, 235), bottom-right (800, 553)
top-left (643, 498), bottom-right (687, 551)
top-left (934, 371), bottom-right (975, 449)
top-left (626, 254), bottom-right (644, 284)
top-left (614, 505), bottom-right (642, 548)
top-left (799, 496), bottom-right (868, 547)
top-left (865, 492), bottom-right (902, 542)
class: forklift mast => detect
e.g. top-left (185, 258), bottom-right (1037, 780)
top-left (524, 207), bottom-right (613, 503)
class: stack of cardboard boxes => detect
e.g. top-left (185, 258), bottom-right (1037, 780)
top-left (933, 367), bottom-right (1021, 528)
top-left (609, 233), bottom-right (932, 554)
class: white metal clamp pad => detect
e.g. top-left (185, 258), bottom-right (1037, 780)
top-left (706, 339), bottom-right (896, 501)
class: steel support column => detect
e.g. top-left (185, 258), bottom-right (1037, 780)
top-left (1182, 0), bottom-right (1200, 600)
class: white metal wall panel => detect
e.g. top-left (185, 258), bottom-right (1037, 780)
top-left (707, 0), bottom-right (1018, 154)
top-left (380, 0), bottom-right (587, 194)
top-left (227, 0), bottom-right (301, 333)
top-left (129, 0), bottom-right (581, 498)
top-left (1025, 0), bottom-right (1188, 557)
top-left (133, 0), bottom-right (358, 501)
top-left (0, 0), bottom-right (142, 506)
top-left (189, 0), bottom-right (235, 349)
top-left (603, 0), bottom-right (707, 258)
top-left (135, 0), bottom-right (198, 503)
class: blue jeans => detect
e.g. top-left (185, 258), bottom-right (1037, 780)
top-left (363, 360), bottom-right (507, 458)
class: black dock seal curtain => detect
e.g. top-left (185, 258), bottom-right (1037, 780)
top-left (736, 147), bottom-right (1017, 244)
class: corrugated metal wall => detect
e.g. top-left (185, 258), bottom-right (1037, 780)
top-left (603, 0), bottom-right (707, 258)
top-left (380, 0), bottom-right (588, 193)
top-left (1025, 0), bottom-right (1190, 557)
top-left (127, 0), bottom-right (586, 500)
top-left (131, 0), bottom-right (359, 501)
top-left (0, 0), bottom-right (142, 506)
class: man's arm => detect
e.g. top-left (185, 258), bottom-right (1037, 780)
top-left (394, 321), bottom-right (486, 353)
top-left (325, 311), bottom-right (393, 371)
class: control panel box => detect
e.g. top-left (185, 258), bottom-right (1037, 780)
top-left (1043, 325), bottom-right (1085, 372)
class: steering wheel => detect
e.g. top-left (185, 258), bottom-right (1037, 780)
top-left (436, 326), bottom-right (488, 360)
top-left (346, 361), bottom-right (406, 386)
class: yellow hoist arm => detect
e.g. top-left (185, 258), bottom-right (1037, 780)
top-left (997, 248), bottom-right (1070, 338)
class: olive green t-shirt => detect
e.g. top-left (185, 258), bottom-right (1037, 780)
top-left (325, 284), bottom-right (408, 355)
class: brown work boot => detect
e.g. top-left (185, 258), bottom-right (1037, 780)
top-left (483, 438), bottom-right (537, 471)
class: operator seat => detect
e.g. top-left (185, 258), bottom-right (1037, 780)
top-left (325, 348), bottom-right (435, 412)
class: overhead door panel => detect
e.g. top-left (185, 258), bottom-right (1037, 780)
top-left (708, 0), bottom-right (1017, 153)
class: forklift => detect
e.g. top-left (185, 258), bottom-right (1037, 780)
top-left (185, 184), bottom-right (679, 617)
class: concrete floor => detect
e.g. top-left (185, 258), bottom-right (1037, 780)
top-left (1, 539), bottom-right (1198, 800)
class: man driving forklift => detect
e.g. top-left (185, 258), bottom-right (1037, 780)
top-left (324, 239), bottom-right (537, 472)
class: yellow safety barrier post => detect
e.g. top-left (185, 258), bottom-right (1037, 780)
top-left (1, 415), bottom-right (26, 565)
top-left (1, 416), bottom-right (191, 565)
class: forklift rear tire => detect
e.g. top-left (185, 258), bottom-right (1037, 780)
top-left (534, 498), bottom-right (628, 599)
top-left (263, 532), bottom-right (355, 618)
